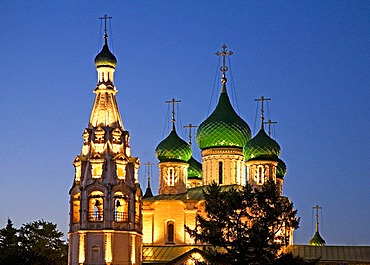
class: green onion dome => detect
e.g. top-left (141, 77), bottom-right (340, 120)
top-left (187, 156), bottom-right (202, 179)
top-left (155, 129), bottom-right (192, 162)
top-left (276, 157), bottom-right (287, 178)
top-left (95, 40), bottom-right (117, 69)
top-left (196, 86), bottom-right (251, 150)
top-left (243, 129), bottom-right (281, 161)
top-left (309, 231), bottom-right (326, 246)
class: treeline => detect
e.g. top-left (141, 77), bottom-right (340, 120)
top-left (0, 218), bottom-right (67, 265)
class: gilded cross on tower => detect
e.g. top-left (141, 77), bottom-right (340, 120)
top-left (216, 44), bottom-right (233, 80)
top-left (99, 14), bottom-right (112, 40)
top-left (263, 119), bottom-right (277, 137)
top-left (165, 98), bottom-right (181, 131)
top-left (184, 123), bottom-right (198, 146)
top-left (255, 96), bottom-right (271, 130)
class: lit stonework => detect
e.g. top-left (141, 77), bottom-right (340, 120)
top-left (68, 23), bottom-right (142, 265)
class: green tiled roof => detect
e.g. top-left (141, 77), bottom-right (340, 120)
top-left (155, 129), bottom-right (192, 162)
top-left (287, 245), bottom-right (370, 263)
top-left (143, 245), bottom-right (204, 264)
top-left (95, 42), bottom-right (117, 69)
top-left (196, 87), bottom-right (251, 150)
top-left (187, 156), bottom-right (202, 180)
top-left (243, 129), bottom-right (281, 160)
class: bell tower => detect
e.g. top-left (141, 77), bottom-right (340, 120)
top-left (68, 16), bottom-right (142, 265)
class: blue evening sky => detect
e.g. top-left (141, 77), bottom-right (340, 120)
top-left (0, 1), bottom-right (369, 245)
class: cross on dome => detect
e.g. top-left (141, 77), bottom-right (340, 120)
top-left (165, 98), bottom-right (182, 131)
top-left (99, 14), bottom-right (112, 41)
top-left (255, 96), bottom-right (271, 130)
top-left (216, 44), bottom-right (233, 78)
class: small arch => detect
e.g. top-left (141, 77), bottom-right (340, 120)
top-left (166, 221), bottom-right (175, 244)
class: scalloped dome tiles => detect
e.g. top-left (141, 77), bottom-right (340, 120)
top-left (243, 129), bottom-right (281, 160)
top-left (155, 130), bottom-right (192, 162)
top-left (196, 91), bottom-right (251, 150)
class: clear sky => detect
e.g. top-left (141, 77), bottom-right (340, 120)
top-left (0, 1), bottom-right (369, 246)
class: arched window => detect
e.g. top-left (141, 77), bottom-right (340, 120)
top-left (72, 193), bottom-right (80, 223)
top-left (89, 191), bottom-right (104, 221)
top-left (114, 192), bottom-right (128, 222)
top-left (218, 161), bottom-right (223, 184)
top-left (167, 221), bottom-right (174, 243)
top-left (256, 165), bottom-right (265, 185)
top-left (168, 168), bottom-right (175, 186)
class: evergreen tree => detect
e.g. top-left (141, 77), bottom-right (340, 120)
top-left (18, 220), bottom-right (68, 265)
top-left (0, 218), bottom-right (21, 265)
top-left (185, 181), bottom-right (303, 265)
top-left (0, 219), bottom-right (68, 265)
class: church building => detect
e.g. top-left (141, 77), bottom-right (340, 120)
top-left (68, 19), bottom-right (370, 265)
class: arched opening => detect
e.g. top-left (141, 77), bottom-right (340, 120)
top-left (218, 161), bottom-right (223, 184)
top-left (168, 168), bottom-right (175, 186)
top-left (114, 192), bottom-right (128, 222)
top-left (166, 221), bottom-right (175, 243)
top-left (72, 193), bottom-right (80, 223)
top-left (89, 191), bottom-right (104, 221)
top-left (256, 165), bottom-right (265, 185)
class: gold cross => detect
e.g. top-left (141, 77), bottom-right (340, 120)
top-left (216, 44), bottom-right (233, 78)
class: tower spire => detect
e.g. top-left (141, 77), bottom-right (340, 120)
top-left (184, 123), bottom-right (198, 146)
top-left (254, 96), bottom-right (271, 130)
top-left (165, 98), bottom-right (181, 131)
top-left (143, 162), bottom-right (154, 198)
top-left (216, 44), bottom-right (233, 92)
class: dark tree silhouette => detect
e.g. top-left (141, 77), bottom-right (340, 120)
top-left (185, 181), bottom-right (305, 265)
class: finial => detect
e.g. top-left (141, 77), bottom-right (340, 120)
top-left (255, 96), bottom-right (271, 130)
top-left (263, 119), bottom-right (277, 137)
top-left (313, 204), bottom-right (322, 233)
top-left (165, 98), bottom-right (182, 131)
top-left (143, 162), bottom-right (154, 198)
top-left (216, 44), bottom-right (233, 86)
top-left (144, 162), bottom-right (154, 187)
top-left (99, 14), bottom-right (112, 45)
top-left (184, 123), bottom-right (198, 146)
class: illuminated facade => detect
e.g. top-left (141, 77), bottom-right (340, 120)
top-left (68, 26), bottom-right (291, 264)
top-left (142, 45), bottom-right (293, 259)
top-left (68, 28), bottom-right (142, 265)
